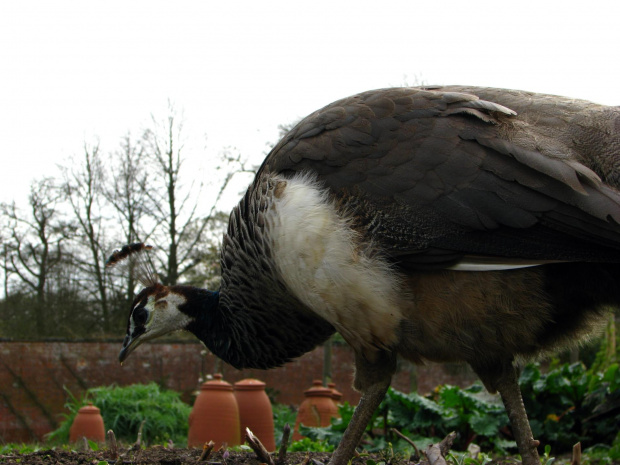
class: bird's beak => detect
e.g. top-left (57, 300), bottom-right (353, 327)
top-left (119, 330), bottom-right (146, 364)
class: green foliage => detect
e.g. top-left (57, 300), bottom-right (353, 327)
top-left (294, 402), bottom-right (354, 449)
top-left (46, 386), bottom-right (89, 444)
top-left (298, 361), bottom-right (619, 457)
top-left (613, 433), bottom-right (620, 459)
top-left (381, 385), bottom-right (513, 453)
top-left (288, 436), bottom-right (335, 452)
top-left (435, 385), bottom-right (511, 450)
top-left (541, 444), bottom-right (555, 465)
top-left (362, 442), bottom-right (411, 465)
top-left (446, 450), bottom-right (494, 465)
top-left (47, 383), bottom-right (191, 446)
top-left (588, 314), bottom-right (618, 374)
top-left (0, 443), bottom-right (43, 454)
top-left (272, 403), bottom-right (297, 445)
top-left (299, 388), bottom-right (512, 455)
top-left (584, 431), bottom-right (620, 464)
top-left (519, 362), bottom-right (619, 452)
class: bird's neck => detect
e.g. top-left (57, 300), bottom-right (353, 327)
top-left (173, 285), bottom-right (220, 340)
top-left (179, 285), bottom-right (334, 370)
top-left (181, 287), bottom-right (236, 364)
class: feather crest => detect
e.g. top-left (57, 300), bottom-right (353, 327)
top-left (105, 243), bottom-right (159, 287)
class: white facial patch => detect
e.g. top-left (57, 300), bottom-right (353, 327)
top-left (265, 174), bottom-right (404, 355)
top-left (142, 292), bottom-right (194, 338)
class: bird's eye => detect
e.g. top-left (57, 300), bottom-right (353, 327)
top-left (133, 307), bottom-right (148, 326)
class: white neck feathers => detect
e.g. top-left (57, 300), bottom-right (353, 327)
top-left (265, 174), bottom-right (403, 355)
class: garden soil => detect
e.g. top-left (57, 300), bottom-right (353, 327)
top-left (0, 449), bottom-right (328, 465)
top-left (0, 448), bottom-right (552, 465)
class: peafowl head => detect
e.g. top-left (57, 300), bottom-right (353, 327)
top-left (106, 243), bottom-right (195, 363)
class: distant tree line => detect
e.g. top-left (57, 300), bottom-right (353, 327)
top-left (0, 102), bottom-right (256, 339)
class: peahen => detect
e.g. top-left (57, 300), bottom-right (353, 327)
top-left (107, 86), bottom-right (620, 465)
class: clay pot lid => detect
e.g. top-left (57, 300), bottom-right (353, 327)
top-left (234, 378), bottom-right (266, 390)
top-left (201, 373), bottom-right (233, 391)
top-left (304, 380), bottom-right (333, 397)
top-left (77, 403), bottom-right (101, 414)
top-left (328, 382), bottom-right (343, 400)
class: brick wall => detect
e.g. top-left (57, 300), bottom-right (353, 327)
top-left (0, 340), bottom-right (477, 443)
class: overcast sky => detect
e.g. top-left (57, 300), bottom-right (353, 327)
top-left (1, 0), bottom-right (619, 207)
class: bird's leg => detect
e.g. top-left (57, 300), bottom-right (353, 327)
top-left (329, 350), bottom-right (396, 465)
top-left (329, 380), bottom-right (390, 465)
top-left (477, 361), bottom-right (540, 465)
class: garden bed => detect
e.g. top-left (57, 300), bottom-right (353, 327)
top-left (0, 448), bottom-right (528, 465)
top-left (1, 449), bottom-right (329, 465)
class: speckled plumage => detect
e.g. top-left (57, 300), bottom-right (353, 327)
top-left (261, 86), bottom-right (620, 264)
top-left (213, 175), bottom-right (336, 369)
top-left (114, 86), bottom-right (620, 465)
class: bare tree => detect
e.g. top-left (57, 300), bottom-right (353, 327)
top-left (0, 108), bottom-right (262, 339)
top-left (105, 133), bottom-right (151, 244)
top-left (103, 132), bottom-right (152, 307)
top-left (141, 101), bottom-right (254, 286)
top-left (0, 222), bottom-right (11, 301)
top-left (1, 178), bottom-right (69, 336)
top-left (61, 142), bottom-right (114, 333)
top-left (177, 210), bottom-right (229, 290)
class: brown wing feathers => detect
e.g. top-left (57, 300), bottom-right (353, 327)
top-left (260, 87), bottom-right (620, 264)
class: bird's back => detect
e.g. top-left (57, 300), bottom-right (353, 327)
top-left (430, 85), bottom-right (620, 187)
top-left (258, 86), bottom-right (620, 267)
top-left (220, 86), bottom-right (620, 369)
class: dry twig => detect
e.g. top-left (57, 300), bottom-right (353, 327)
top-left (571, 442), bottom-right (582, 465)
top-left (107, 429), bottom-right (118, 461)
top-left (80, 437), bottom-right (89, 452)
top-left (246, 427), bottom-right (275, 465)
top-left (437, 431), bottom-right (457, 455)
top-left (197, 440), bottom-right (215, 462)
top-left (276, 423), bottom-right (291, 465)
top-left (424, 432), bottom-right (457, 465)
top-left (425, 444), bottom-right (447, 465)
top-left (131, 419), bottom-right (146, 450)
top-left (390, 427), bottom-right (420, 460)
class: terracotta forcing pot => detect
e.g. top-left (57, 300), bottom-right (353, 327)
top-left (234, 379), bottom-right (276, 451)
top-left (69, 403), bottom-right (105, 443)
top-left (188, 374), bottom-right (240, 448)
top-left (293, 380), bottom-right (340, 440)
top-left (328, 382), bottom-right (343, 406)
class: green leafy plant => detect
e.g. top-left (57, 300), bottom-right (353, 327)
top-left (295, 402), bottom-right (354, 448)
top-left (540, 444), bottom-right (555, 465)
top-left (297, 361), bottom-right (619, 457)
top-left (299, 387), bottom-right (512, 456)
top-left (0, 443), bottom-right (43, 455)
top-left (272, 403), bottom-right (297, 445)
top-left (288, 436), bottom-right (335, 452)
top-left (47, 383), bottom-right (191, 445)
top-left (434, 385), bottom-right (512, 452)
top-left (380, 385), bottom-right (513, 453)
top-left (583, 431), bottom-right (620, 464)
top-left (519, 362), bottom-right (619, 452)
top-left (446, 450), bottom-right (494, 465)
